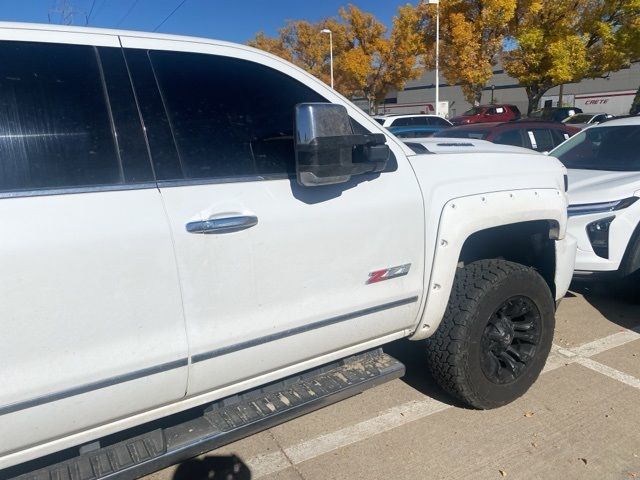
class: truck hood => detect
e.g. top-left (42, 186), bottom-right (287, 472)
top-left (567, 169), bottom-right (640, 205)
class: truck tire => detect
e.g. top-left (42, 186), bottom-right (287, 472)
top-left (426, 259), bottom-right (555, 409)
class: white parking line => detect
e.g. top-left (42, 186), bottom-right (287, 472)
top-left (571, 327), bottom-right (640, 358)
top-left (576, 357), bottom-right (640, 390)
top-left (285, 398), bottom-right (449, 465)
top-left (245, 451), bottom-right (292, 478)
top-left (246, 327), bottom-right (640, 478)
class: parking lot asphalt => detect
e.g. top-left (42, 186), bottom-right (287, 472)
top-left (145, 281), bottom-right (640, 480)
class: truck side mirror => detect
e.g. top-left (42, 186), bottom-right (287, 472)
top-left (294, 103), bottom-right (389, 187)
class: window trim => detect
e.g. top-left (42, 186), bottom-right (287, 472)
top-left (0, 182), bottom-right (158, 200)
top-left (95, 46), bottom-right (126, 184)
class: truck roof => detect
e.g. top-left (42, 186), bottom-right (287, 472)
top-left (0, 21), bottom-right (235, 47)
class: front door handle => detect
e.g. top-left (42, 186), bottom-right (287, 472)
top-left (186, 215), bottom-right (258, 234)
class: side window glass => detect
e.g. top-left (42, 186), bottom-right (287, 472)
top-left (495, 107), bottom-right (505, 114)
top-left (493, 129), bottom-right (522, 147)
top-left (149, 50), bottom-right (326, 180)
top-left (350, 119), bottom-right (371, 135)
top-left (0, 41), bottom-right (122, 192)
top-left (431, 117), bottom-right (450, 126)
top-left (412, 117), bottom-right (429, 125)
top-left (550, 129), bottom-right (567, 146)
top-left (392, 117), bottom-right (413, 127)
top-left (531, 129), bottom-right (555, 152)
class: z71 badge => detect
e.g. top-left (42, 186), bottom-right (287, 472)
top-left (366, 264), bottom-right (411, 284)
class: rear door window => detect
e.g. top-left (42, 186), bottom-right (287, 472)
top-left (0, 41), bottom-right (130, 193)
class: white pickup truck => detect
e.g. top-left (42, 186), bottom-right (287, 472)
top-left (0, 23), bottom-right (576, 479)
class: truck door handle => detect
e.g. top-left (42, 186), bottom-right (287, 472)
top-left (185, 215), bottom-right (258, 234)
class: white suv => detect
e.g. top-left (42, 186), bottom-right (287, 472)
top-left (551, 117), bottom-right (640, 277)
top-left (372, 114), bottom-right (452, 128)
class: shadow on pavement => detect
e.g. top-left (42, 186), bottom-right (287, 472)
top-left (570, 277), bottom-right (640, 331)
top-left (384, 338), bottom-right (468, 409)
top-left (172, 454), bottom-right (251, 480)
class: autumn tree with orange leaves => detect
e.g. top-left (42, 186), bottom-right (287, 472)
top-left (414, 0), bottom-right (516, 106)
top-left (248, 5), bottom-right (423, 113)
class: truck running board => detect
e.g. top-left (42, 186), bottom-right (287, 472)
top-left (9, 349), bottom-right (405, 480)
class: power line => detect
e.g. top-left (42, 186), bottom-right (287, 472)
top-left (92, 0), bottom-right (107, 22)
top-left (153, 0), bottom-right (189, 32)
top-left (85, 0), bottom-right (96, 25)
top-left (117, 0), bottom-right (141, 27)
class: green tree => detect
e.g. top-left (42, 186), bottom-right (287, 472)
top-left (504, 0), bottom-right (640, 114)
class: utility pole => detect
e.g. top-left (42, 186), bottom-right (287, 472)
top-left (48, 0), bottom-right (86, 25)
top-left (558, 84), bottom-right (564, 107)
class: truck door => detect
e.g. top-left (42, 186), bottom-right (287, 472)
top-left (0, 35), bottom-right (188, 458)
top-left (121, 37), bottom-right (425, 397)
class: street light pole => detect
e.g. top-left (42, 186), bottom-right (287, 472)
top-left (428, 0), bottom-right (440, 116)
top-left (435, 0), bottom-right (439, 116)
top-left (321, 28), bottom-right (334, 89)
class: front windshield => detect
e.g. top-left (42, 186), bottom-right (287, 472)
top-left (462, 107), bottom-right (483, 116)
top-left (563, 114), bottom-right (592, 124)
top-left (552, 125), bottom-right (640, 171)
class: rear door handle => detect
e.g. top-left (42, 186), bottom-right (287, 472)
top-left (186, 215), bottom-right (258, 234)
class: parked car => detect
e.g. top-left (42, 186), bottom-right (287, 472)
top-left (449, 104), bottom-right (521, 125)
top-left (562, 112), bottom-right (614, 129)
top-left (529, 107), bottom-right (583, 122)
top-left (550, 117), bottom-right (640, 278)
top-left (372, 114), bottom-right (452, 128)
top-left (433, 120), bottom-right (579, 152)
top-left (0, 22), bottom-right (576, 479)
top-left (388, 124), bottom-right (450, 138)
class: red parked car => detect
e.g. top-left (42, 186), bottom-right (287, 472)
top-left (449, 104), bottom-right (521, 125)
top-left (433, 120), bottom-right (580, 152)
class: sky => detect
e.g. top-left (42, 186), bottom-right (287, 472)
top-left (0, 0), bottom-right (405, 44)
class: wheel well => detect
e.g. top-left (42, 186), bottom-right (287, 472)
top-left (458, 220), bottom-right (557, 298)
top-left (620, 221), bottom-right (640, 276)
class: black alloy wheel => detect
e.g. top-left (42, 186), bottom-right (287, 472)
top-left (480, 296), bottom-right (541, 384)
